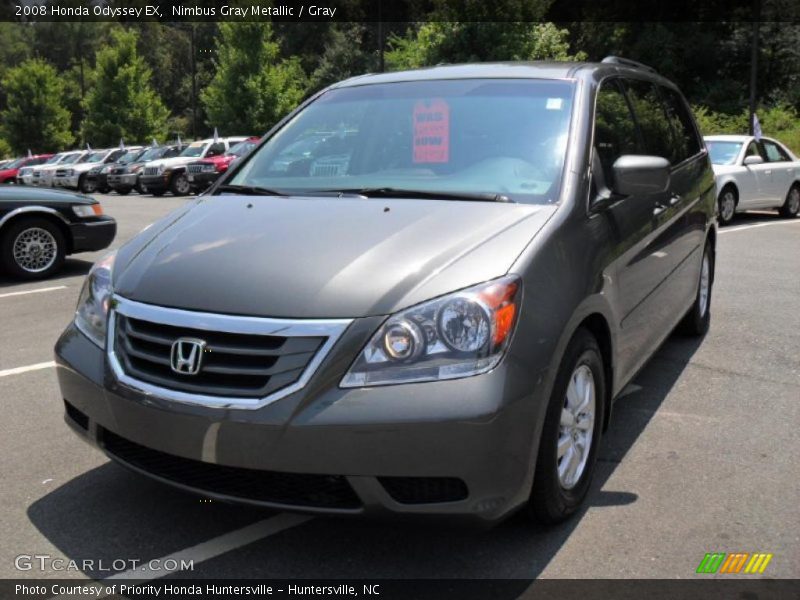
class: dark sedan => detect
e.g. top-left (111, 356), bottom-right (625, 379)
top-left (0, 187), bottom-right (116, 279)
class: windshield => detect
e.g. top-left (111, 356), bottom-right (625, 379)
top-left (119, 150), bottom-right (143, 163)
top-left (231, 79), bottom-right (575, 204)
top-left (138, 147), bottom-right (163, 161)
top-left (3, 158), bottom-right (24, 169)
top-left (228, 140), bottom-right (257, 157)
top-left (61, 153), bottom-right (85, 165)
top-left (44, 154), bottom-right (64, 165)
top-left (706, 141), bottom-right (743, 165)
top-left (85, 151), bottom-right (107, 163)
top-left (180, 142), bottom-right (207, 158)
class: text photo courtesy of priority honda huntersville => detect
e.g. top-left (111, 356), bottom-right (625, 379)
top-left (55, 59), bottom-right (717, 524)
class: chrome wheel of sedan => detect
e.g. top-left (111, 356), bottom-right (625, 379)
top-left (557, 364), bottom-right (596, 490)
top-left (718, 189), bottom-right (736, 224)
top-left (12, 227), bottom-right (58, 273)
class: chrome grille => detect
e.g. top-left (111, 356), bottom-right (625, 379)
top-left (55, 168), bottom-right (69, 177)
top-left (187, 164), bottom-right (203, 174)
top-left (143, 166), bottom-right (159, 176)
top-left (108, 297), bottom-right (351, 409)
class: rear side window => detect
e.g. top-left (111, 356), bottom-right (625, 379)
top-left (660, 86), bottom-right (702, 163)
top-left (745, 142), bottom-right (766, 160)
top-left (762, 140), bottom-right (791, 162)
top-left (623, 79), bottom-right (674, 162)
top-left (594, 80), bottom-right (639, 184)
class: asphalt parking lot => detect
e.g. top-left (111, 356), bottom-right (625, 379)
top-left (0, 193), bottom-right (798, 582)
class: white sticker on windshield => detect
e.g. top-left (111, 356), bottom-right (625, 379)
top-left (546, 98), bottom-right (563, 110)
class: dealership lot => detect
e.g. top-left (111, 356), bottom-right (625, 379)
top-left (0, 193), bottom-right (798, 581)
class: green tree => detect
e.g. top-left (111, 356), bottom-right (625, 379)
top-left (201, 22), bottom-right (307, 135)
top-left (82, 29), bottom-right (169, 146)
top-left (386, 22), bottom-right (584, 70)
top-left (0, 137), bottom-right (12, 159)
top-left (0, 59), bottom-right (74, 153)
top-left (309, 23), bottom-right (378, 92)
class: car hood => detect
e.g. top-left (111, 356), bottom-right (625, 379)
top-left (146, 156), bottom-right (197, 169)
top-left (114, 194), bottom-right (555, 318)
top-left (0, 186), bottom-right (96, 205)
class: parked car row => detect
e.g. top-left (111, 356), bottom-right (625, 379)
top-left (2, 135), bottom-right (258, 197)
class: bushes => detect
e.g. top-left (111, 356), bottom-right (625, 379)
top-left (693, 104), bottom-right (800, 155)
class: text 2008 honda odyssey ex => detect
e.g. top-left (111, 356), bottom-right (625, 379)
top-left (56, 58), bottom-right (717, 524)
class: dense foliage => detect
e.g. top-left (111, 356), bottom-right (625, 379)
top-left (0, 19), bottom-right (798, 157)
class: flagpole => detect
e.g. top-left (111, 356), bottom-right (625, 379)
top-left (748, 0), bottom-right (760, 136)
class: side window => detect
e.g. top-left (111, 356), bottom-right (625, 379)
top-left (660, 86), bottom-right (702, 164)
top-left (623, 79), bottom-right (674, 163)
top-left (762, 140), bottom-right (790, 162)
top-left (745, 142), bottom-right (765, 160)
top-left (594, 80), bottom-right (639, 185)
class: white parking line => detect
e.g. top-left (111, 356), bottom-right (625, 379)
top-left (0, 285), bottom-right (67, 299)
top-left (106, 513), bottom-right (313, 581)
top-left (0, 361), bottom-right (55, 378)
top-left (720, 220), bottom-right (800, 234)
top-left (48, 513), bottom-right (313, 600)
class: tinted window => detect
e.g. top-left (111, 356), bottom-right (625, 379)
top-left (594, 80), bottom-right (639, 184)
top-left (207, 143), bottom-right (225, 157)
top-left (745, 142), bottom-right (765, 160)
top-left (623, 79), bottom-right (674, 162)
top-left (762, 140), bottom-right (791, 162)
top-left (660, 86), bottom-right (701, 163)
top-left (232, 79), bottom-right (575, 205)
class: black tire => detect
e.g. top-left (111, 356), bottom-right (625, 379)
top-left (528, 328), bottom-right (606, 524)
top-left (170, 172), bottom-right (191, 196)
top-left (79, 174), bottom-right (96, 194)
top-left (717, 186), bottom-right (737, 226)
top-left (115, 187), bottom-right (132, 196)
top-left (778, 184), bottom-right (800, 218)
top-left (98, 186), bottom-right (110, 194)
top-left (151, 189), bottom-right (165, 197)
top-left (677, 240), bottom-right (714, 336)
top-left (0, 217), bottom-right (66, 280)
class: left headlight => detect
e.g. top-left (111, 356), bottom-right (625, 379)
top-left (71, 204), bottom-right (103, 218)
top-left (341, 275), bottom-right (521, 388)
top-left (74, 251), bottom-right (116, 348)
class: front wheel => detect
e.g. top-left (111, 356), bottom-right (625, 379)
top-left (170, 172), bottom-right (191, 196)
top-left (717, 187), bottom-right (737, 225)
top-left (79, 175), bottom-right (96, 194)
top-left (0, 217), bottom-right (66, 279)
top-left (778, 185), bottom-right (800, 218)
top-left (528, 328), bottom-right (605, 524)
top-left (677, 240), bottom-right (714, 336)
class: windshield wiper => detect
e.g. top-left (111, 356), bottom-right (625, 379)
top-left (215, 184), bottom-right (290, 196)
top-left (320, 187), bottom-right (513, 203)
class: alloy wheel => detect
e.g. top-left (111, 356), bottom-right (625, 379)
top-left (12, 227), bottom-right (57, 273)
top-left (789, 188), bottom-right (800, 215)
top-left (557, 364), bottom-right (596, 490)
top-left (720, 192), bottom-right (736, 222)
top-left (698, 250), bottom-right (711, 318)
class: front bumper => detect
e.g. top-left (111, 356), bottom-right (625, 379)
top-left (107, 173), bottom-right (138, 189)
top-left (54, 175), bottom-right (80, 189)
top-left (139, 174), bottom-right (171, 193)
top-left (55, 319), bottom-right (547, 523)
top-left (187, 171), bottom-right (219, 190)
top-left (69, 216), bottom-right (117, 253)
top-left (87, 173), bottom-right (110, 189)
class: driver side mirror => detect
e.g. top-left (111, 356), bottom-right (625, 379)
top-left (743, 155), bottom-right (764, 166)
top-left (611, 155), bottom-right (671, 196)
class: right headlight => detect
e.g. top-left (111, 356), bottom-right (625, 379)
top-left (341, 275), bottom-right (521, 388)
top-left (74, 251), bottom-right (116, 348)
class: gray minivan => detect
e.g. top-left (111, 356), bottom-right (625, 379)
top-left (56, 58), bottom-right (716, 524)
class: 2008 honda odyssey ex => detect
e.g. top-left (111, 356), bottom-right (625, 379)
top-left (56, 58), bottom-right (716, 524)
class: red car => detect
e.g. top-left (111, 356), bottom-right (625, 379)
top-left (0, 154), bottom-right (54, 184)
top-left (186, 137), bottom-right (259, 192)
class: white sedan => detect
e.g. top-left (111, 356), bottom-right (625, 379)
top-left (704, 134), bottom-right (800, 225)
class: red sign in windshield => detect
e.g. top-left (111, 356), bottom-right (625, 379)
top-left (413, 99), bottom-right (450, 164)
